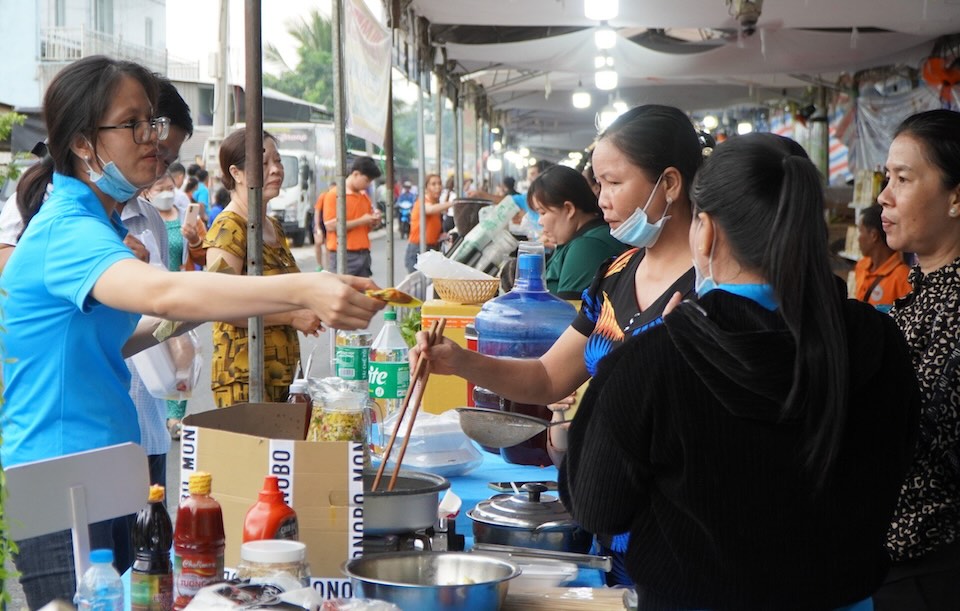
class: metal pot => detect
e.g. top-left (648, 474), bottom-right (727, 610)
top-left (364, 470), bottom-right (450, 536)
top-left (343, 551), bottom-right (519, 611)
top-left (467, 483), bottom-right (593, 554)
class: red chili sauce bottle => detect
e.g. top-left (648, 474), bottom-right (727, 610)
top-left (173, 472), bottom-right (225, 610)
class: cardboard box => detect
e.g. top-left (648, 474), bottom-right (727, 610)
top-left (421, 299), bottom-right (481, 413)
top-left (180, 403), bottom-right (363, 600)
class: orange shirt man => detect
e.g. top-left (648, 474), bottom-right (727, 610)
top-left (315, 156), bottom-right (382, 277)
top-left (854, 204), bottom-right (911, 309)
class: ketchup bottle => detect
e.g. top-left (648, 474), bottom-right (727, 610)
top-left (173, 472), bottom-right (225, 610)
top-left (242, 475), bottom-right (299, 542)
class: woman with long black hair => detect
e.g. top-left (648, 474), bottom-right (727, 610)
top-left (561, 133), bottom-right (921, 610)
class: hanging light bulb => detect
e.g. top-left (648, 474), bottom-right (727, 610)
top-left (572, 80), bottom-right (592, 109)
top-left (594, 22), bottom-right (617, 50)
top-left (585, 0), bottom-right (618, 21)
top-left (595, 68), bottom-right (618, 91)
top-left (702, 115), bottom-right (720, 130)
top-left (594, 55), bottom-right (613, 69)
top-left (613, 95), bottom-right (628, 114)
top-left (597, 103), bottom-right (620, 130)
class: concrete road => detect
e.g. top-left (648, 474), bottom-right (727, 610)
top-left (3, 227), bottom-right (410, 610)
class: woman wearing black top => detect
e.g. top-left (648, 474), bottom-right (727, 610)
top-left (561, 133), bottom-right (921, 610)
top-left (873, 109), bottom-right (960, 610)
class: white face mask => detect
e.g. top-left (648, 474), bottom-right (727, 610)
top-left (609, 172), bottom-right (672, 248)
top-left (150, 190), bottom-right (176, 211)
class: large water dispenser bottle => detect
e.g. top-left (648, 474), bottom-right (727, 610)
top-left (475, 242), bottom-right (577, 466)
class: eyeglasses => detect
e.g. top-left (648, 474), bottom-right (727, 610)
top-left (98, 117), bottom-right (170, 144)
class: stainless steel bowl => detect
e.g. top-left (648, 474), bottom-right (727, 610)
top-left (343, 551), bottom-right (520, 611)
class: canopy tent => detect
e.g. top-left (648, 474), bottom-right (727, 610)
top-left (402, 0), bottom-right (960, 152)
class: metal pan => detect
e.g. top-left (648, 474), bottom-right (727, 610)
top-left (455, 407), bottom-right (566, 448)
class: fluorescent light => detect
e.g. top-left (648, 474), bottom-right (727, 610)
top-left (594, 24), bottom-right (617, 50)
top-left (737, 121), bottom-right (754, 135)
top-left (613, 97), bottom-right (628, 114)
top-left (585, 0), bottom-right (618, 21)
top-left (486, 157), bottom-right (503, 172)
top-left (702, 114), bottom-right (719, 130)
top-left (595, 69), bottom-right (618, 91)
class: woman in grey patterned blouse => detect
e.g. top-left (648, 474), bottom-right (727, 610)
top-left (874, 109), bottom-right (960, 610)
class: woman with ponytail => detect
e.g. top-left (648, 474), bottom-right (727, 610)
top-left (560, 133), bottom-right (921, 610)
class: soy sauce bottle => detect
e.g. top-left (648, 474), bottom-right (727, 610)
top-left (131, 485), bottom-right (173, 611)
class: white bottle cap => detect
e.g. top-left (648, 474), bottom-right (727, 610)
top-left (240, 539), bottom-right (307, 563)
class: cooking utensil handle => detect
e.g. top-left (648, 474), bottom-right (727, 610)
top-left (471, 542), bottom-right (613, 572)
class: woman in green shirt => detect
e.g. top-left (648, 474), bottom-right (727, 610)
top-left (529, 165), bottom-right (628, 299)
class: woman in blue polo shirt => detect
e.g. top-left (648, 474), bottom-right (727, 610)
top-left (0, 55), bottom-right (383, 609)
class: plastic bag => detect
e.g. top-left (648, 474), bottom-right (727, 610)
top-left (131, 329), bottom-right (203, 400)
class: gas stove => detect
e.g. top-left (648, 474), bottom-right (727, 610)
top-left (362, 519), bottom-right (465, 555)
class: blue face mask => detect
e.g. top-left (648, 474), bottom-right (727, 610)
top-left (609, 172), bottom-right (672, 248)
top-left (81, 147), bottom-right (140, 203)
top-left (692, 219), bottom-right (718, 297)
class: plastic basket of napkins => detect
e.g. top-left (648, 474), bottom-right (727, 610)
top-left (415, 251), bottom-right (499, 305)
top-left (371, 410), bottom-right (483, 477)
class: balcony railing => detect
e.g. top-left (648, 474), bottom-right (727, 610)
top-left (39, 26), bottom-right (199, 80)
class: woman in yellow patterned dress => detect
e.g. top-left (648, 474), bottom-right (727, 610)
top-left (205, 128), bottom-right (324, 407)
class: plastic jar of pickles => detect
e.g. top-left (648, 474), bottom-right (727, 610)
top-left (315, 390), bottom-right (367, 442)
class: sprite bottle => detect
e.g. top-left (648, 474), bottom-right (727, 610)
top-left (368, 310), bottom-right (410, 417)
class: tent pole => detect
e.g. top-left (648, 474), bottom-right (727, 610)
top-left (454, 87), bottom-right (462, 198)
top-left (415, 14), bottom-right (427, 255)
top-left (244, 0), bottom-right (264, 402)
top-left (384, 77), bottom-right (395, 288)
top-left (332, 0), bottom-right (348, 276)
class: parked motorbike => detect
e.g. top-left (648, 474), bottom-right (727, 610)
top-left (396, 199), bottom-right (413, 239)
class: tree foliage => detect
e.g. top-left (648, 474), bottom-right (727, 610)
top-left (264, 10), bottom-right (334, 111)
top-left (0, 111), bottom-right (27, 184)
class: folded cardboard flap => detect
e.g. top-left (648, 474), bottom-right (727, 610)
top-left (181, 403), bottom-right (363, 591)
top-left (184, 402), bottom-right (311, 440)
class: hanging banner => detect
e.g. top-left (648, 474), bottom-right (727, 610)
top-left (344, 0), bottom-right (391, 147)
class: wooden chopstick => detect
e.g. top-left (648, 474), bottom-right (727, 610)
top-left (371, 318), bottom-right (446, 491)
top-left (387, 318), bottom-right (446, 491)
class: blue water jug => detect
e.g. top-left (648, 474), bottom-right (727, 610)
top-left (475, 242), bottom-right (577, 465)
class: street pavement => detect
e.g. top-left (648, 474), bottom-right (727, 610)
top-left (3, 226), bottom-right (409, 610)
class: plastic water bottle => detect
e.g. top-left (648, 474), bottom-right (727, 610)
top-left (75, 548), bottom-right (124, 611)
top-left (475, 241), bottom-right (577, 466)
top-left (335, 329), bottom-right (372, 392)
top-left (369, 310), bottom-right (410, 417)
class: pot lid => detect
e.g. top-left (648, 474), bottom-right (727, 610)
top-left (469, 483), bottom-right (576, 530)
